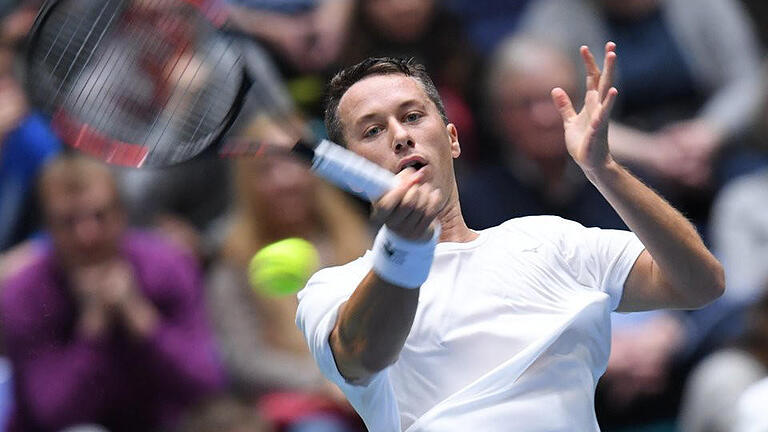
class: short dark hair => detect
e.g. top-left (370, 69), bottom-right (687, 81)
top-left (324, 57), bottom-right (449, 146)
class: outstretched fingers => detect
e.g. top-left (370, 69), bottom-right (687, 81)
top-left (598, 43), bottom-right (617, 100)
top-left (580, 45), bottom-right (601, 92)
top-left (581, 42), bottom-right (618, 102)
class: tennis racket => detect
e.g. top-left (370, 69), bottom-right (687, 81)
top-left (24, 0), bottom-right (397, 202)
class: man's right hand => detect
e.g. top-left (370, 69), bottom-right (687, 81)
top-left (329, 169), bottom-right (441, 382)
top-left (373, 167), bottom-right (442, 242)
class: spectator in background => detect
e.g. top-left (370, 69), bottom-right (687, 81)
top-left (224, 0), bottom-right (355, 131)
top-left (341, 0), bottom-right (481, 166)
top-left (0, 155), bottom-right (223, 432)
top-left (672, 80), bottom-right (768, 368)
top-left (679, 291), bottom-right (768, 432)
top-left (672, 85), bottom-right (768, 389)
top-left (226, 0), bottom-right (354, 73)
top-left (205, 116), bottom-right (370, 430)
top-left (459, 36), bottom-right (625, 230)
top-left (674, 75), bottom-right (768, 432)
top-left (0, 1), bottom-right (61, 252)
top-left (519, 0), bottom-right (764, 225)
top-left (709, 87), bottom-right (768, 305)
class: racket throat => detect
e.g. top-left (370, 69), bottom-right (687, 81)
top-left (306, 139), bottom-right (397, 202)
top-left (290, 139), bottom-right (317, 162)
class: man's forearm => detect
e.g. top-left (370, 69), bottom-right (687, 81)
top-left (330, 271), bottom-right (419, 382)
top-left (327, 168), bottom-right (440, 382)
top-left (587, 159), bottom-right (724, 309)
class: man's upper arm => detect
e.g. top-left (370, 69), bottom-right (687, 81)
top-left (617, 249), bottom-right (684, 312)
top-left (296, 264), bottom-right (366, 384)
top-left (327, 300), bottom-right (373, 384)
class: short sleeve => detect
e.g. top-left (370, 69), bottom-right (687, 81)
top-left (521, 216), bottom-right (645, 311)
top-left (296, 255), bottom-right (369, 384)
top-left (295, 253), bottom-right (402, 430)
top-left (562, 218), bottom-right (645, 310)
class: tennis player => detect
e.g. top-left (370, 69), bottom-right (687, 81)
top-left (296, 42), bottom-right (724, 431)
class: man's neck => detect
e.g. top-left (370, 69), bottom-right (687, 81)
top-left (437, 188), bottom-right (477, 243)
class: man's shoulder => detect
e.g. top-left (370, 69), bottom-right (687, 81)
top-left (484, 216), bottom-right (603, 256)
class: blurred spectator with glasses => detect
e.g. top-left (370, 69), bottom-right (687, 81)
top-left (459, 36), bottom-right (626, 231)
top-left (519, 0), bottom-right (764, 227)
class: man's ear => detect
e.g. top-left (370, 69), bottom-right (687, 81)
top-left (447, 123), bottom-right (461, 158)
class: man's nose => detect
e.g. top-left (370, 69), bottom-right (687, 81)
top-left (390, 121), bottom-right (414, 153)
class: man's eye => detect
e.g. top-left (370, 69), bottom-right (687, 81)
top-left (364, 126), bottom-right (382, 138)
top-left (405, 112), bottom-right (422, 122)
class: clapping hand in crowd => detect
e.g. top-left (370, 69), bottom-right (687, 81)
top-left (71, 259), bottom-right (159, 340)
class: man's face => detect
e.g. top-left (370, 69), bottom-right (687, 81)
top-left (337, 74), bottom-right (460, 197)
top-left (44, 182), bottom-right (125, 267)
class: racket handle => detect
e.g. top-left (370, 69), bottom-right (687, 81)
top-left (309, 140), bottom-right (397, 202)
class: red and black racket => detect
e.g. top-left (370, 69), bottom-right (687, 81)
top-left (25, 0), bottom-right (396, 201)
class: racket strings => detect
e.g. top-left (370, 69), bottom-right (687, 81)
top-left (32, 0), bottom-right (120, 110)
top-left (28, 0), bottom-right (243, 165)
top-left (92, 1), bottom-right (232, 149)
top-left (74, 16), bottom-right (154, 144)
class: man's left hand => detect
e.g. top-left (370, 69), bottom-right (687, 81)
top-left (551, 42), bottom-right (619, 177)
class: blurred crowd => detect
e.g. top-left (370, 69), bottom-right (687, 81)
top-left (1, 0), bottom-right (768, 431)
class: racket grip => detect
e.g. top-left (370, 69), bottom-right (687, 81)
top-left (310, 140), bottom-right (397, 202)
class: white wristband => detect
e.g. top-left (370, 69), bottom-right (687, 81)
top-left (372, 224), bottom-right (440, 289)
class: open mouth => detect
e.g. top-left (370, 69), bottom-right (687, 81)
top-left (398, 157), bottom-right (428, 173)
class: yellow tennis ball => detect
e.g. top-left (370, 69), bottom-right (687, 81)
top-left (248, 238), bottom-right (319, 297)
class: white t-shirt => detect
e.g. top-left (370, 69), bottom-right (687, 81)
top-left (296, 216), bottom-right (645, 432)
